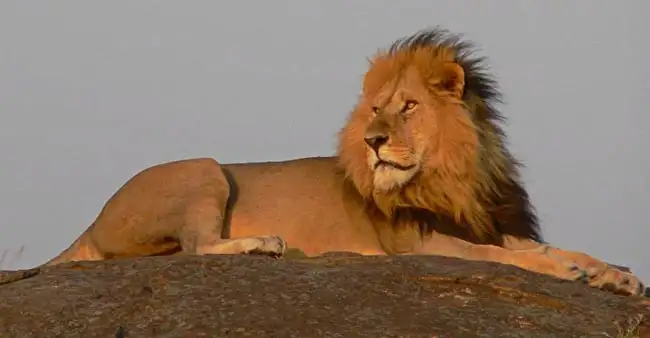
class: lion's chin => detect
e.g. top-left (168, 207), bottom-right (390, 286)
top-left (371, 162), bottom-right (419, 192)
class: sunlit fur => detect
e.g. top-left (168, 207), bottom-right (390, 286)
top-left (337, 27), bottom-right (541, 244)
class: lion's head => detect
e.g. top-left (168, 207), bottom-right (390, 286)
top-left (337, 27), bottom-right (533, 241)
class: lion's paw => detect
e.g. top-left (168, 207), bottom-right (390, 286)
top-left (584, 266), bottom-right (645, 296)
top-left (244, 235), bottom-right (287, 258)
top-left (544, 247), bottom-right (645, 296)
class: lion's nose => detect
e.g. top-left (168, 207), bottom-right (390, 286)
top-left (364, 133), bottom-right (389, 152)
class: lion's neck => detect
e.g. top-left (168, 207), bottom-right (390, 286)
top-left (369, 159), bottom-right (494, 239)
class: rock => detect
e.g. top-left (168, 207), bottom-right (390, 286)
top-left (0, 254), bottom-right (648, 337)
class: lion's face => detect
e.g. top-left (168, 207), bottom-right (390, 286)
top-left (362, 67), bottom-right (433, 191)
top-left (340, 59), bottom-right (473, 194)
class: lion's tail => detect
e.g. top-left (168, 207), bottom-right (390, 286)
top-left (0, 225), bottom-right (96, 285)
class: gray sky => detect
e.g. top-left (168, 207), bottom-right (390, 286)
top-left (1, 2), bottom-right (649, 282)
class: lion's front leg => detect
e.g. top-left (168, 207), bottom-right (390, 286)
top-left (413, 233), bottom-right (645, 296)
top-left (501, 236), bottom-right (645, 296)
top-left (413, 233), bottom-right (587, 282)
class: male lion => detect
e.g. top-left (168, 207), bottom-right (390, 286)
top-left (0, 27), bottom-right (644, 296)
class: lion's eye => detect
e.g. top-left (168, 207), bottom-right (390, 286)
top-left (371, 106), bottom-right (380, 114)
top-left (404, 100), bottom-right (418, 111)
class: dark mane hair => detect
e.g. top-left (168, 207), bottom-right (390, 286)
top-left (396, 27), bottom-right (543, 244)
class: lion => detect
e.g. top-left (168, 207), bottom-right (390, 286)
top-left (0, 27), bottom-right (644, 297)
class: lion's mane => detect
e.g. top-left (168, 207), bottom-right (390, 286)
top-left (337, 27), bottom-right (542, 248)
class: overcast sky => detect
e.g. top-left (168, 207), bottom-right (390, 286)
top-left (1, 1), bottom-right (648, 282)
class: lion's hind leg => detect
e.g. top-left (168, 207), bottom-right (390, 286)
top-left (178, 197), bottom-right (286, 258)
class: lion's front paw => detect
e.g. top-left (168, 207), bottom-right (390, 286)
top-left (244, 235), bottom-right (287, 258)
top-left (545, 248), bottom-right (645, 296)
top-left (584, 266), bottom-right (645, 296)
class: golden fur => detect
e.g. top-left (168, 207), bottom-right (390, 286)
top-left (0, 27), bottom-right (644, 297)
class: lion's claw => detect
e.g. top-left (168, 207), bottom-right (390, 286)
top-left (563, 264), bottom-right (589, 283)
top-left (568, 265), bottom-right (590, 283)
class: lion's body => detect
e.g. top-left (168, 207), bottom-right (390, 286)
top-left (224, 157), bottom-right (385, 256)
top-left (0, 27), bottom-right (644, 297)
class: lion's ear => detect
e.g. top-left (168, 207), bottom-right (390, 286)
top-left (437, 62), bottom-right (465, 99)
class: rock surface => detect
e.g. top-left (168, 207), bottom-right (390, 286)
top-left (0, 252), bottom-right (648, 337)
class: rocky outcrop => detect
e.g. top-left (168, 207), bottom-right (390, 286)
top-left (0, 252), bottom-right (648, 337)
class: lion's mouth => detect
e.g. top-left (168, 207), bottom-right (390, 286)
top-left (374, 160), bottom-right (416, 171)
